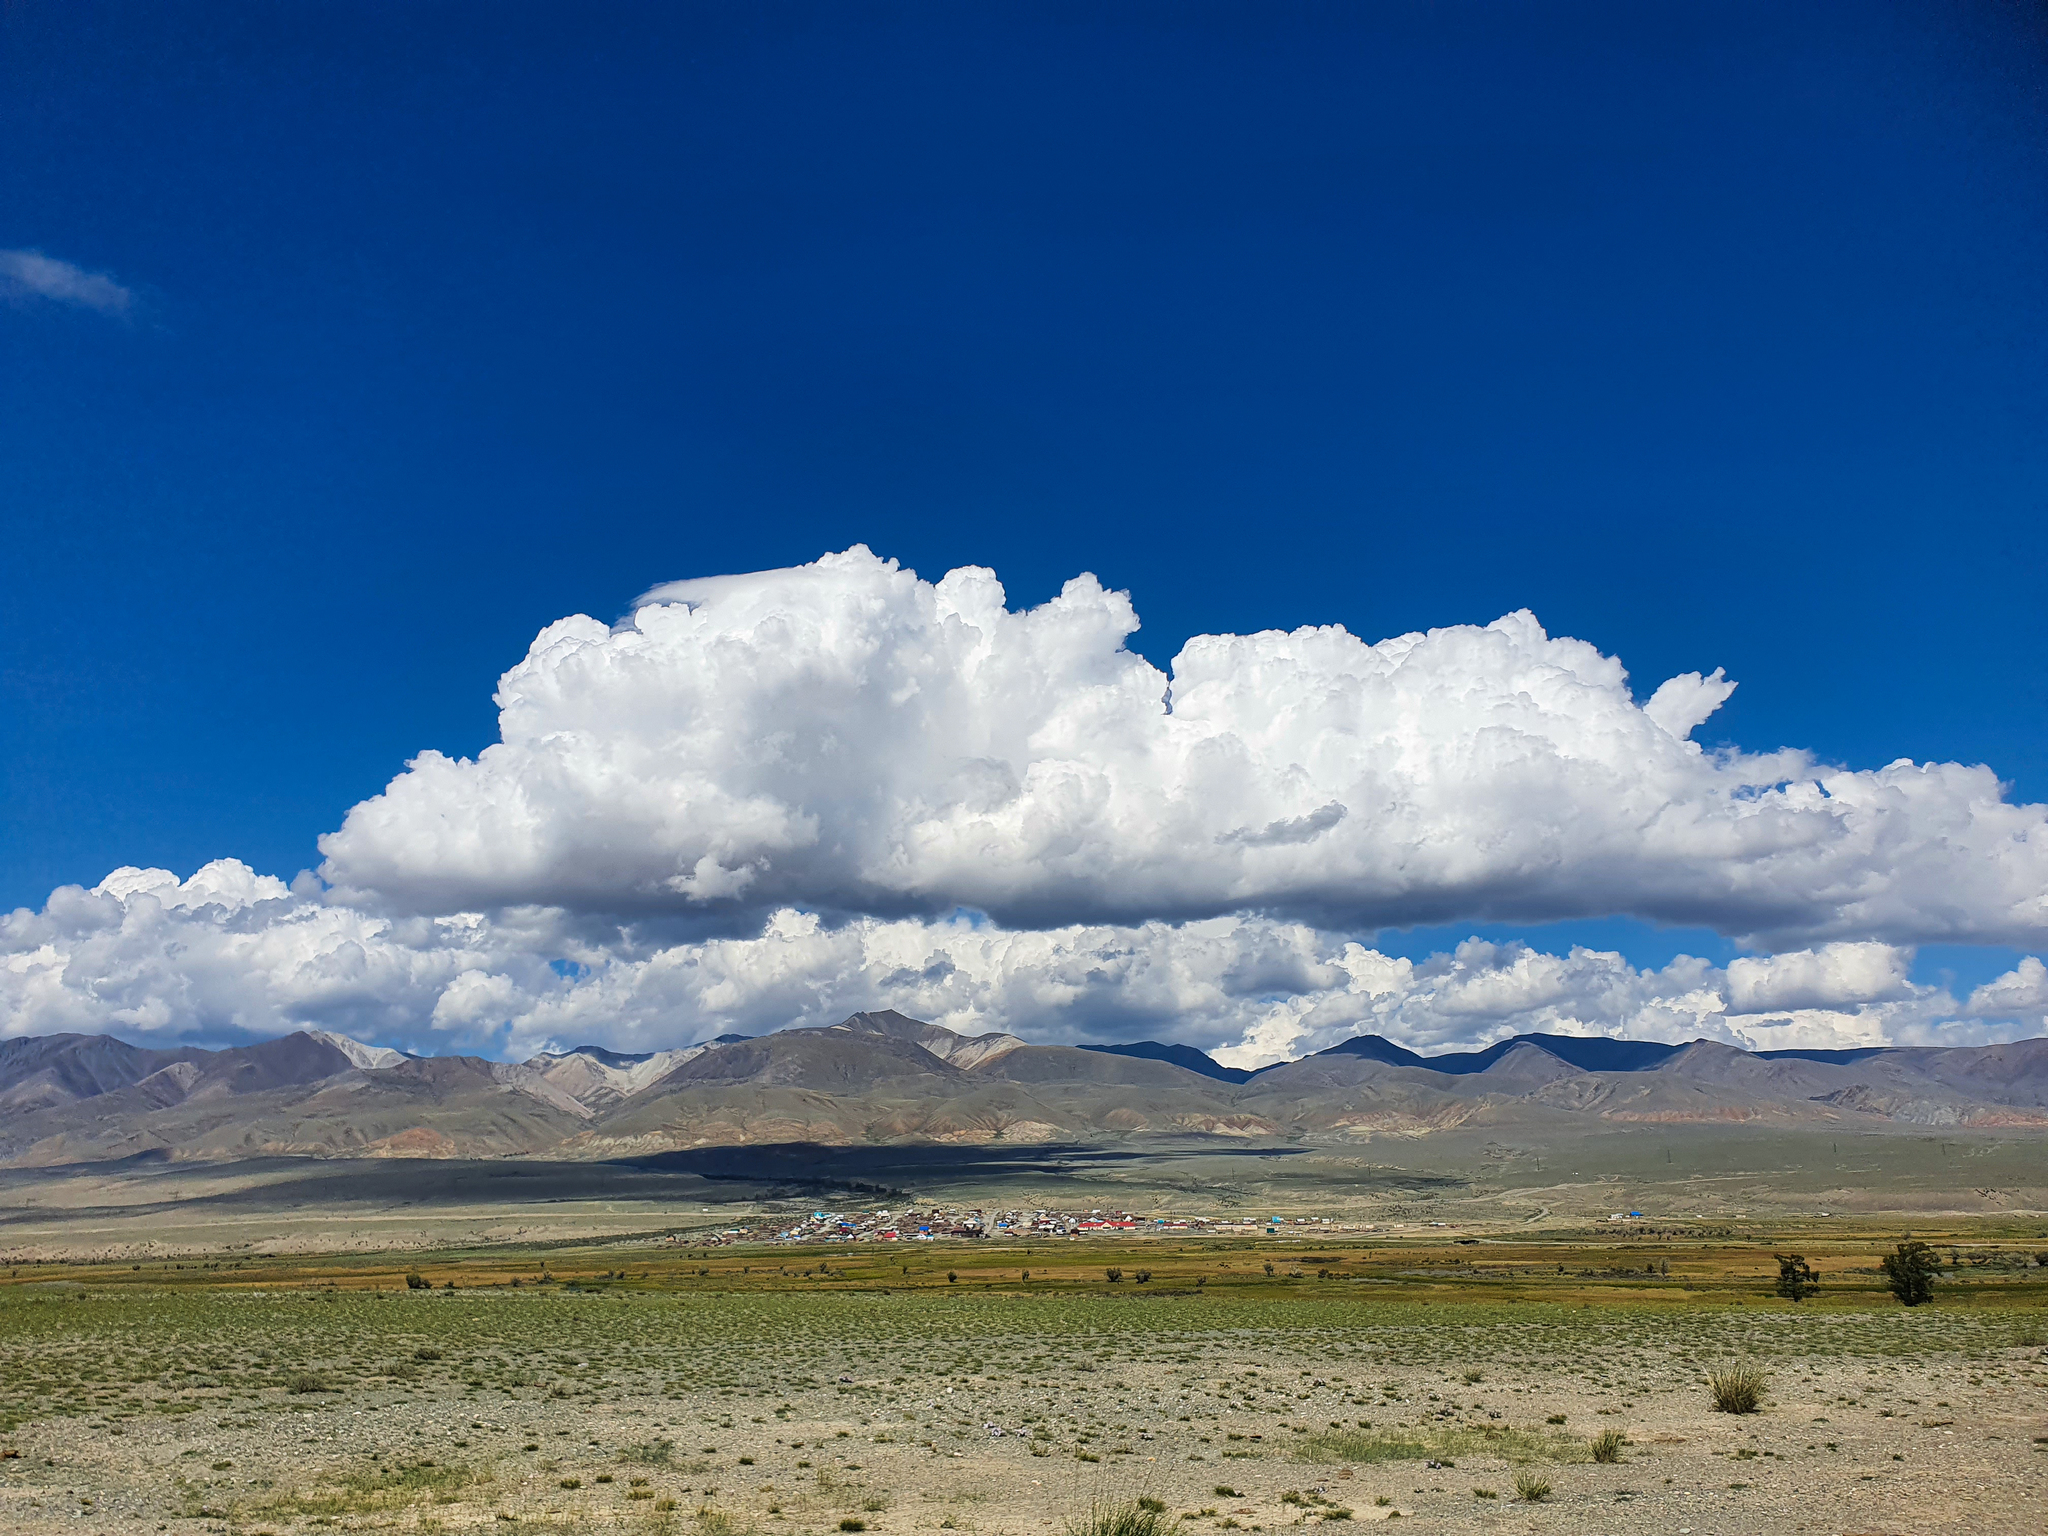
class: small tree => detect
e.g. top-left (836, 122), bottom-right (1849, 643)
top-left (1879, 1240), bottom-right (1940, 1307)
top-left (404, 1271), bottom-right (429, 1290)
top-left (1104, 1267), bottom-right (1123, 1283)
top-left (1773, 1253), bottom-right (1818, 1303)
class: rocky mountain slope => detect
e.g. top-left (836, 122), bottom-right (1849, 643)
top-left (1, 1009), bottom-right (2043, 1165)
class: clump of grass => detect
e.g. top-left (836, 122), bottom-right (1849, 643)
top-left (839, 1521), bottom-right (866, 1533)
top-left (1067, 1497), bottom-right (1180, 1536)
top-left (1708, 1365), bottom-right (1767, 1415)
top-left (1513, 1471), bottom-right (1551, 1502)
top-left (1460, 1370), bottom-right (1484, 1385)
top-left (1588, 1430), bottom-right (1625, 1464)
top-left (620, 1440), bottom-right (676, 1465)
top-left (285, 1372), bottom-right (327, 1395)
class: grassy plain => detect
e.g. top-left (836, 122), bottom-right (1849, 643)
top-left (1, 1224), bottom-right (2044, 1535)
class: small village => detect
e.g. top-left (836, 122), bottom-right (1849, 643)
top-left (673, 1208), bottom-right (1394, 1246)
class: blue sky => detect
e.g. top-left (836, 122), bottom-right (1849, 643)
top-left (3, 2), bottom-right (2046, 1056)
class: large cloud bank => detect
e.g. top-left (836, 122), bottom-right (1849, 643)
top-left (6, 547), bottom-right (2047, 1061)
top-left (3, 861), bottom-right (2044, 1066)
top-left (323, 547), bottom-right (2048, 948)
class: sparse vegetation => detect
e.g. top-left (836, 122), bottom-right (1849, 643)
top-left (1, 1224), bottom-right (2041, 1533)
top-left (1297, 1425), bottom-right (1579, 1466)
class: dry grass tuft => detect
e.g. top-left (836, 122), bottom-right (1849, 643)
top-left (1708, 1364), bottom-right (1767, 1415)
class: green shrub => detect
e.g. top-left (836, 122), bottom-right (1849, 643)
top-left (1513, 1471), bottom-right (1551, 1502)
top-left (1588, 1430), bottom-right (1626, 1463)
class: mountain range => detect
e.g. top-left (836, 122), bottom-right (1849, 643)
top-left (2, 1011), bottom-right (2044, 1167)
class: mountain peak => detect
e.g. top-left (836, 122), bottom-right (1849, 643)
top-left (301, 1030), bottom-right (406, 1070)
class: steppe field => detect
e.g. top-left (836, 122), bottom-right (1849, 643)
top-left (1, 1158), bottom-right (2045, 1536)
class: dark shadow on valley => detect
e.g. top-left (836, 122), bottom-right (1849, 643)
top-left (0, 1140), bottom-right (1479, 1230)
top-left (617, 1139), bottom-right (1312, 1186)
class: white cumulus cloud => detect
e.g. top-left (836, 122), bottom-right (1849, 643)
top-left (8, 549), bottom-right (2046, 1065)
top-left (0, 249), bottom-right (133, 315)
top-left (4, 863), bottom-right (2042, 1065)
top-left (319, 547), bottom-right (2048, 950)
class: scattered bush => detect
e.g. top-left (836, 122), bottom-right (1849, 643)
top-left (1512, 1471), bottom-right (1551, 1503)
top-left (1212, 1487), bottom-right (1237, 1498)
top-left (1106, 1268), bottom-right (1124, 1284)
top-left (1588, 1430), bottom-right (1626, 1463)
top-left (404, 1272), bottom-right (429, 1290)
top-left (286, 1373), bottom-right (328, 1395)
top-left (1709, 1364), bottom-right (1767, 1415)
top-left (1134, 1271), bottom-right (1152, 1284)
top-left (412, 1347), bottom-right (442, 1362)
top-left (840, 1521), bottom-right (866, 1532)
